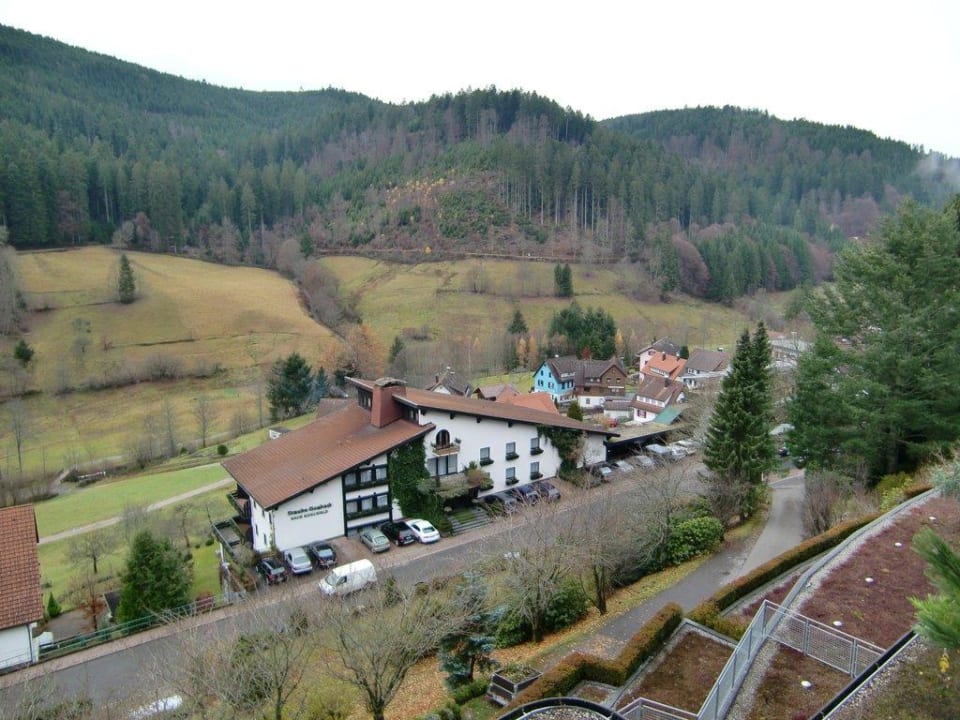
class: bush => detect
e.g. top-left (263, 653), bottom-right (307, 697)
top-left (495, 607), bottom-right (529, 648)
top-left (217, 444), bottom-right (228, 456)
top-left (451, 677), bottom-right (489, 705)
top-left (508, 603), bottom-right (683, 708)
top-left (667, 516), bottom-right (725, 565)
top-left (544, 580), bottom-right (590, 632)
top-left (46, 592), bottom-right (62, 619)
top-left (418, 701), bottom-right (462, 720)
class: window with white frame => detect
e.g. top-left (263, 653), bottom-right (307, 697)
top-left (505, 466), bottom-right (517, 485)
top-left (506, 442), bottom-right (518, 460)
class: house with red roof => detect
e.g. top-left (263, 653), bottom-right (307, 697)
top-left (223, 378), bottom-right (614, 553)
top-left (0, 504), bottom-right (44, 670)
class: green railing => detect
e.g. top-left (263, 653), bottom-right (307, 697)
top-left (38, 594), bottom-right (235, 662)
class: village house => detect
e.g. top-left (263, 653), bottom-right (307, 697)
top-left (635, 339), bottom-right (681, 374)
top-left (0, 505), bottom-right (44, 671)
top-left (631, 376), bottom-right (687, 424)
top-left (223, 378), bottom-right (612, 553)
top-left (679, 348), bottom-right (731, 389)
top-left (425, 367), bottom-right (472, 396)
top-left (640, 351), bottom-right (686, 384)
top-left (532, 356), bottom-right (628, 408)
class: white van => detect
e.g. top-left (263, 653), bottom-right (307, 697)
top-left (319, 559), bottom-right (377, 596)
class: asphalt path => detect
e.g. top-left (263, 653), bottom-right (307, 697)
top-left (1, 462), bottom-right (806, 711)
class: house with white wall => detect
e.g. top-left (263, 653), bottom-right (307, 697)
top-left (0, 505), bottom-right (44, 670)
top-left (223, 378), bottom-right (613, 553)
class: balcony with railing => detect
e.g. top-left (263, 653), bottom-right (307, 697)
top-left (227, 489), bottom-right (251, 520)
top-left (430, 440), bottom-right (461, 457)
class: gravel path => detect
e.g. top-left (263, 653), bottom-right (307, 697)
top-left (38, 476), bottom-right (234, 545)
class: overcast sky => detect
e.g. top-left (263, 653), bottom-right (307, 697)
top-left (2, 1), bottom-right (958, 157)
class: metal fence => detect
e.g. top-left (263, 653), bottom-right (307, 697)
top-left (696, 600), bottom-right (883, 720)
top-left (764, 602), bottom-right (883, 677)
top-left (620, 696), bottom-right (698, 720)
top-left (37, 592), bottom-right (238, 662)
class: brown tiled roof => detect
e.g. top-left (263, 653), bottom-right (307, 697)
top-left (223, 404), bottom-right (433, 509)
top-left (643, 355), bottom-right (687, 381)
top-left (0, 505), bottom-right (43, 630)
top-left (397, 386), bottom-right (614, 434)
top-left (636, 377), bottom-right (686, 405)
top-left (684, 349), bottom-right (730, 373)
top-left (497, 391), bottom-right (559, 414)
top-left (476, 383), bottom-right (519, 401)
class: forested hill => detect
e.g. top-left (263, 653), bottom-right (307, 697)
top-left (1, 24), bottom-right (955, 303)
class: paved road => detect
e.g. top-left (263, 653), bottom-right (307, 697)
top-left (2, 465), bottom-right (806, 710)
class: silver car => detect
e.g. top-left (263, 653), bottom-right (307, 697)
top-left (359, 527), bottom-right (391, 553)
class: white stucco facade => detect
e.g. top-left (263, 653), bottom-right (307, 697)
top-left (0, 623), bottom-right (38, 670)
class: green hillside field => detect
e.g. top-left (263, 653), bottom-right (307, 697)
top-left (2, 248), bottom-right (794, 477)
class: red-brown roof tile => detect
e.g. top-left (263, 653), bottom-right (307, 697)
top-left (0, 505), bottom-right (43, 630)
top-left (223, 403), bottom-right (432, 509)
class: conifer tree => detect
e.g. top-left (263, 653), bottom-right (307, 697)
top-left (507, 308), bottom-right (528, 335)
top-left (703, 324), bottom-right (775, 520)
top-left (117, 252), bottom-right (136, 304)
top-left (912, 528), bottom-right (960, 650)
top-left (266, 352), bottom-right (313, 420)
top-left (116, 530), bottom-right (191, 623)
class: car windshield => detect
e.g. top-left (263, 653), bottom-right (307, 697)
top-left (420, 524), bottom-right (436, 533)
top-left (324, 572), bottom-right (340, 587)
top-left (316, 548), bottom-right (333, 559)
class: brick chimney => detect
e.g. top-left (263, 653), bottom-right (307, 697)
top-left (371, 378), bottom-right (406, 428)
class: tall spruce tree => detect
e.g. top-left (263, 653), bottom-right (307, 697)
top-left (266, 352), bottom-right (313, 420)
top-left (507, 308), bottom-right (528, 335)
top-left (117, 252), bottom-right (136, 304)
top-left (703, 324), bottom-right (775, 520)
top-left (788, 199), bottom-right (960, 480)
top-left (116, 530), bottom-right (191, 623)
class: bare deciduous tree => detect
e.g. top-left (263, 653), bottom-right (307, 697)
top-left (317, 581), bottom-right (465, 720)
top-left (67, 528), bottom-right (115, 576)
top-left (152, 595), bottom-right (318, 720)
top-left (486, 499), bottom-right (579, 642)
top-left (193, 395), bottom-right (216, 449)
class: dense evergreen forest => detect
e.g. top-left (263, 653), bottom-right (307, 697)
top-left (1, 24), bottom-right (956, 302)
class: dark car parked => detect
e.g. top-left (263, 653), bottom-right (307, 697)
top-left (305, 541), bottom-right (337, 569)
top-left (531, 479), bottom-right (561, 501)
top-left (256, 556), bottom-right (288, 585)
top-left (509, 483), bottom-right (540, 505)
top-left (380, 520), bottom-right (417, 546)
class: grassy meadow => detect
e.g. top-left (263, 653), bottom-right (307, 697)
top-left (2, 248), bottom-right (798, 478)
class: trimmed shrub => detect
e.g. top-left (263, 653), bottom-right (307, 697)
top-left (668, 516), bottom-right (725, 565)
top-left (508, 603), bottom-right (683, 708)
top-left (451, 677), bottom-right (489, 705)
top-left (688, 512), bottom-right (881, 631)
top-left (216, 444), bottom-right (228, 456)
top-left (46, 592), bottom-right (62, 619)
top-left (544, 580), bottom-right (590, 632)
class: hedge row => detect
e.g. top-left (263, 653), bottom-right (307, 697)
top-left (688, 512), bottom-right (882, 630)
top-left (506, 603), bottom-right (683, 709)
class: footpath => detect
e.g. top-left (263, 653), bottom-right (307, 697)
top-left (39, 477), bottom-right (234, 545)
top-left (571, 472), bottom-right (805, 661)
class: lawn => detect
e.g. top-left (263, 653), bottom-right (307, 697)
top-left (35, 463), bottom-right (229, 537)
top-left (4, 247), bottom-right (340, 476)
